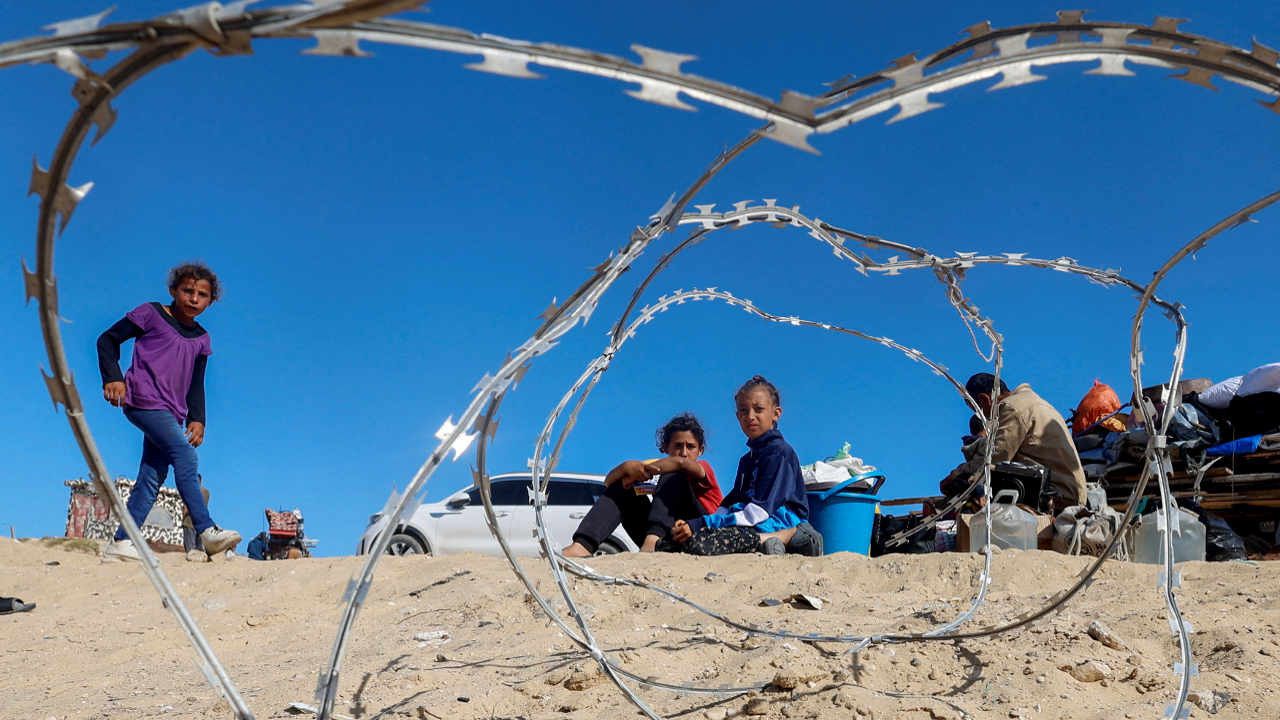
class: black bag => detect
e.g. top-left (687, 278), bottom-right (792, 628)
top-left (989, 461), bottom-right (1050, 511)
top-left (871, 512), bottom-right (935, 556)
top-left (1191, 504), bottom-right (1248, 562)
top-left (1225, 392), bottom-right (1280, 438)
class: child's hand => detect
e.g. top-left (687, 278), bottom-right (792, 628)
top-left (185, 421), bottom-right (205, 448)
top-left (619, 460), bottom-right (648, 488)
top-left (103, 381), bottom-right (126, 407)
top-left (671, 519), bottom-right (693, 543)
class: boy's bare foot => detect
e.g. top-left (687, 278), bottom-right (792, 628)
top-left (640, 535), bottom-right (660, 553)
top-left (757, 526), bottom-right (798, 547)
top-left (561, 542), bottom-right (592, 558)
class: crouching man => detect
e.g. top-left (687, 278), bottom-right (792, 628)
top-left (942, 373), bottom-right (1087, 510)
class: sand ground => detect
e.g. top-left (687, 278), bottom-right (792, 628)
top-left (1, 536), bottom-right (1277, 720)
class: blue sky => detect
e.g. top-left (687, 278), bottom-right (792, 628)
top-left (2, 1), bottom-right (1277, 556)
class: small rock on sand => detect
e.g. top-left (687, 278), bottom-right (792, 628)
top-left (832, 689), bottom-right (856, 709)
top-left (1188, 689), bottom-right (1231, 714)
top-left (1059, 660), bottom-right (1112, 683)
top-left (769, 670), bottom-right (800, 690)
top-left (564, 666), bottom-right (604, 691)
top-left (1086, 620), bottom-right (1128, 650)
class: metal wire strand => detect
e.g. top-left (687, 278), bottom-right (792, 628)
top-left (15, 3), bottom-right (1280, 718)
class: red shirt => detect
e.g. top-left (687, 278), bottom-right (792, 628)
top-left (692, 460), bottom-right (723, 514)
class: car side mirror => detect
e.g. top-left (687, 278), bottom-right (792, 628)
top-left (445, 496), bottom-right (468, 510)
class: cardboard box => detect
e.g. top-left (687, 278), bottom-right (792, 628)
top-left (957, 511), bottom-right (1054, 552)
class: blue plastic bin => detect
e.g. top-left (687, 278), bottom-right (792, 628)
top-left (806, 472), bottom-right (883, 555)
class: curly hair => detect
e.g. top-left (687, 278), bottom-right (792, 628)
top-left (655, 412), bottom-right (706, 453)
top-left (168, 262), bottom-right (221, 302)
top-left (734, 374), bottom-right (781, 407)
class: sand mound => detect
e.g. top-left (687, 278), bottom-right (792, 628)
top-left (0, 537), bottom-right (1276, 719)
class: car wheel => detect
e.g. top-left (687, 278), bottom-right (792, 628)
top-left (595, 538), bottom-right (625, 555)
top-left (386, 532), bottom-right (427, 556)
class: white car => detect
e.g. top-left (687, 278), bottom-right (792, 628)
top-left (357, 472), bottom-right (639, 556)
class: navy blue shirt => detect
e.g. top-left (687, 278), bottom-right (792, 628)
top-left (688, 428), bottom-right (808, 533)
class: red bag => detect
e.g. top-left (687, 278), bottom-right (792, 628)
top-left (266, 509), bottom-right (299, 536)
top-left (1073, 380), bottom-right (1124, 434)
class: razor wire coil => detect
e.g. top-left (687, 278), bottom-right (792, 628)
top-left (13, 3), bottom-right (1280, 719)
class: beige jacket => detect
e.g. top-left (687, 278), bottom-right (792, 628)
top-left (963, 384), bottom-right (1087, 506)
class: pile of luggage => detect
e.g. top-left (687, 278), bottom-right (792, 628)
top-left (1074, 364), bottom-right (1280, 561)
top-left (871, 364), bottom-right (1280, 561)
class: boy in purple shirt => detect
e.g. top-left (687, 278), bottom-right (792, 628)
top-left (97, 263), bottom-right (240, 561)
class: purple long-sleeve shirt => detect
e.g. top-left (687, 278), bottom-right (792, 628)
top-left (97, 302), bottom-right (212, 425)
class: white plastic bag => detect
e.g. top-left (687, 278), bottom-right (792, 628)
top-left (802, 442), bottom-right (877, 487)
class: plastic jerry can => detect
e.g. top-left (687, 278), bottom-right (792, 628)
top-left (1086, 483), bottom-right (1108, 512)
top-left (970, 489), bottom-right (1038, 551)
top-left (1132, 507), bottom-right (1206, 564)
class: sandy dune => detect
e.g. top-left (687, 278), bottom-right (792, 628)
top-left (1, 537), bottom-right (1277, 719)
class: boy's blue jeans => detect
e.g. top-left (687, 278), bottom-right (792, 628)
top-left (113, 407), bottom-right (213, 540)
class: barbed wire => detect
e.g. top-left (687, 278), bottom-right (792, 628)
top-left (13, 2), bottom-right (1278, 719)
top-left (512, 192), bottom-right (1266, 711)
top-left (1125, 191), bottom-right (1280, 719)
top-left (624, 200), bottom-right (1191, 551)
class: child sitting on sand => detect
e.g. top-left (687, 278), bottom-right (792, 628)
top-left (671, 375), bottom-right (822, 556)
top-left (562, 413), bottom-right (722, 557)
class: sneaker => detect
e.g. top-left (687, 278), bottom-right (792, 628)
top-left (104, 538), bottom-right (140, 561)
top-left (185, 549), bottom-right (208, 563)
top-left (199, 526), bottom-right (242, 555)
top-left (761, 537), bottom-right (785, 555)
